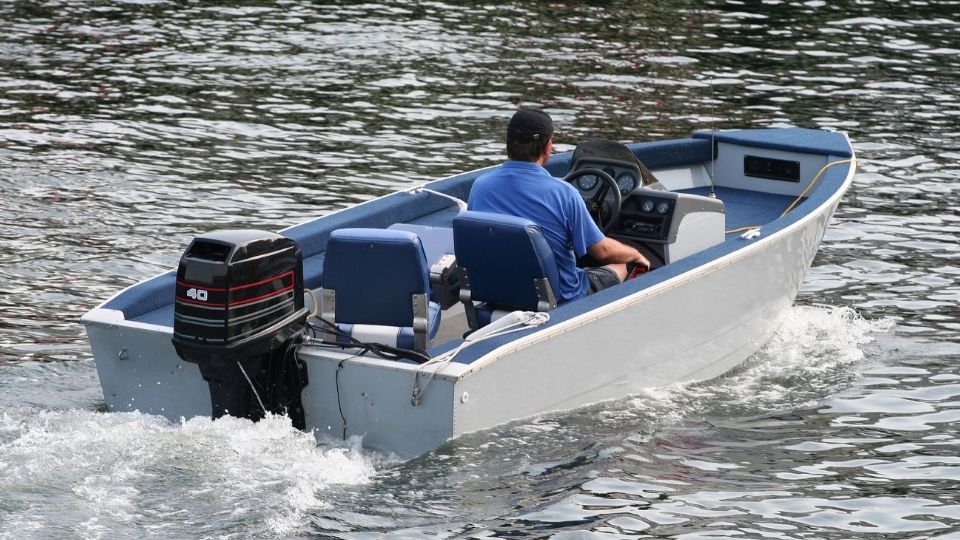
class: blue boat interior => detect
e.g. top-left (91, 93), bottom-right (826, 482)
top-left (103, 128), bottom-right (853, 363)
top-left (681, 186), bottom-right (797, 232)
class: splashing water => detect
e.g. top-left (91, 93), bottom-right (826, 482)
top-left (0, 410), bottom-right (375, 538)
top-left (633, 305), bottom-right (895, 422)
top-left (1, 0), bottom-right (957, 535)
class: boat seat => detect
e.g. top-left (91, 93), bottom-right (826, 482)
top-left (387, 223), bottom-right (459, 309)
top-left (453, 211), bottom-right (561, 329)
top-left (320, 228), bottom-right (441, 351)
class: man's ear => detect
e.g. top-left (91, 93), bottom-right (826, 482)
top-left (540, 138), bottom-right (553, 164)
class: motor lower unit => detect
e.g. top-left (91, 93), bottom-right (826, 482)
top-left (171, 229), bottom-right (310, 428)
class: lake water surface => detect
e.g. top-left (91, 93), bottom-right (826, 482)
top-left (1, 1), bottom-right (959, 538)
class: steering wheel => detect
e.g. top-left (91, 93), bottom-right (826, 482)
top-left (563, 168), bottom-right (623, 232)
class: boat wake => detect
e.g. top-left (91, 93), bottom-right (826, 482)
top-left (635, 304), bottom-right (896, 424)
top-left (0, 305), bottom-right (893, 538)
top-left (443, 304), bottom-right (895, 462)
top-left (397, 305), bottom-right (893, 494)
top-left (0, 407), bottom-right (375, 537)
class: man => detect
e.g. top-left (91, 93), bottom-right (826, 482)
top-left (468, 106), bottom-right (650, 304)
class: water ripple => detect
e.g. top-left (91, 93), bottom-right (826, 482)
top-left (1, 0), bottom-right (959, 537)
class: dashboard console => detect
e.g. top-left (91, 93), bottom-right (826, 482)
top-left (568, 141), bottom-right (726, 266)
top-left (614, 189), bottom-right (725, 265)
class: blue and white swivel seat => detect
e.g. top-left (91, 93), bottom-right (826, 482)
top-left (321, 228), bottom-right (441, 351)
top-left (453, 211), bottom-right (562, 330)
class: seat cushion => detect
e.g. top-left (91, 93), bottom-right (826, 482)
top-left (334, 301), bottom-right (441, 350)
top-left (471, 303), bottom-right (516, 329)
top-left (453, 211), bottom-right (561, 311)
top-left (323, 228), bottom-right (431, 327)
top-left (322, 228), bottom-right (440, 349)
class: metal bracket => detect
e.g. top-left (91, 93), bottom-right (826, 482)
top-left (411, 292), bottom-right (429, 351)
top-left (320, 288), bottom-right (338, 344)
top-left (458, 267), bottom-right (480, 329)
top-left (533, 277), bottom-right (557, 312)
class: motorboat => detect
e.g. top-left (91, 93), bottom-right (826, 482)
top-left (81, 127), bottom-right (856, 457)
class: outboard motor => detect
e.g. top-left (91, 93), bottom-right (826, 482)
top-left (171, 230), bottom-right (310, 428)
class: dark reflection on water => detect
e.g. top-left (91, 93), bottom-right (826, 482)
top-left (1, 0), bottom-right (959, 537)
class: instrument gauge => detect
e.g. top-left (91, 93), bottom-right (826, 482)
top-left (641, 199), bottom-right (655, 213)
top-left (577, 174), bottom-right (599, 191)
top-left (616, 172), bottom-right (636, 195)
top-left (656, 201), bottom-right (671, 215)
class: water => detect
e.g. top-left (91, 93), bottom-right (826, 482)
top-left (1, 1), bottom-right (958, 537)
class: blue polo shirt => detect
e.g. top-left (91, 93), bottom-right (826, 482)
top-left (468, 160), bottom-right (605, 303)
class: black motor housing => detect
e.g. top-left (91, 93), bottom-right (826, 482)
top-left (172, 230), bottom-right (310, 428)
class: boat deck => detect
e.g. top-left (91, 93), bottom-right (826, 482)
top-left (82, 128), bottom-right (856, 458)
top-left (127, 186), bottom-right (798, 330)
top-left (680, 186), bottom-right (797, 232)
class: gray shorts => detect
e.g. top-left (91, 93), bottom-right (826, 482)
top-left (585, 266), bottom-right (620, 295)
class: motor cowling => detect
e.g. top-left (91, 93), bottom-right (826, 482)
top-left (172, 230), bottom-right (310, 428)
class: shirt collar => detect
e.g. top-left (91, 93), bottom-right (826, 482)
top-left (502, 160), bottom-right (550, 174)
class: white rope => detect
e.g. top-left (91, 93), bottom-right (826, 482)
top-left (305, 287), bottom-right (320, 318)
top-left (409, 311), bottom-right (550, 405)
top-left (404, 185), bottom-right (468, 211)
top-left (237, 362), bottom-right (268, 416)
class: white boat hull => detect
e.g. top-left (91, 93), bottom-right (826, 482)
top-left (82, 128), bottom-right (855, 457)
top-left (298, 192), bottom-right (842, 457)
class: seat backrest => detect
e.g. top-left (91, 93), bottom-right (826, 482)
top-left (322, 228), bottom-right (430, 327)
top-left (453, 211), bottom-right (561, 311)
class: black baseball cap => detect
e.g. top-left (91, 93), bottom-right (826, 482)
top-left (507, 107), bottom-right (554, 143)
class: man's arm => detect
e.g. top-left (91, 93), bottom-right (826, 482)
top-left (587, 237), bottom-right (650, 270)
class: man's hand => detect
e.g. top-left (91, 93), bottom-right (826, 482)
top-left (631, 251), bottom-right (651, 272)
top-left (587, 237), bottom-right (650, 270)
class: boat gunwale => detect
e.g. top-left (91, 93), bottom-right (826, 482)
top-left (450, 153), bottom-right (855, 378)
top-left (81, 130), bottom-right (855, 383)
top-left (297, 138), bottom-right (857, 382)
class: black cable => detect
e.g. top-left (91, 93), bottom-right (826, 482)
top-left (335, 357), bottom-right (348, 440)
top-left (306, 317), bottom-right (431, 365)
top-left (277, 339), bottom-right (307, 413)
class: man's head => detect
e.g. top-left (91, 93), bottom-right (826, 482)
top-left (506, 107), bottom-right (554, 163)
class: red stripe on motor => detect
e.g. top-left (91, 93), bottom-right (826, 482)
top-left (175, 271), bottom-right (294, 292)
top-left (175, 297), bottom-right (226, 307)
top-left (229, 284), bottom-right (295, 307)
top-left (232, 271), bottom-right (295, 291)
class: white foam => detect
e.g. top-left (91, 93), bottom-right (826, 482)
top-left (0, 408), bottom-right (376, 537)
top-left (631, 305), bottom-right (894, 421)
